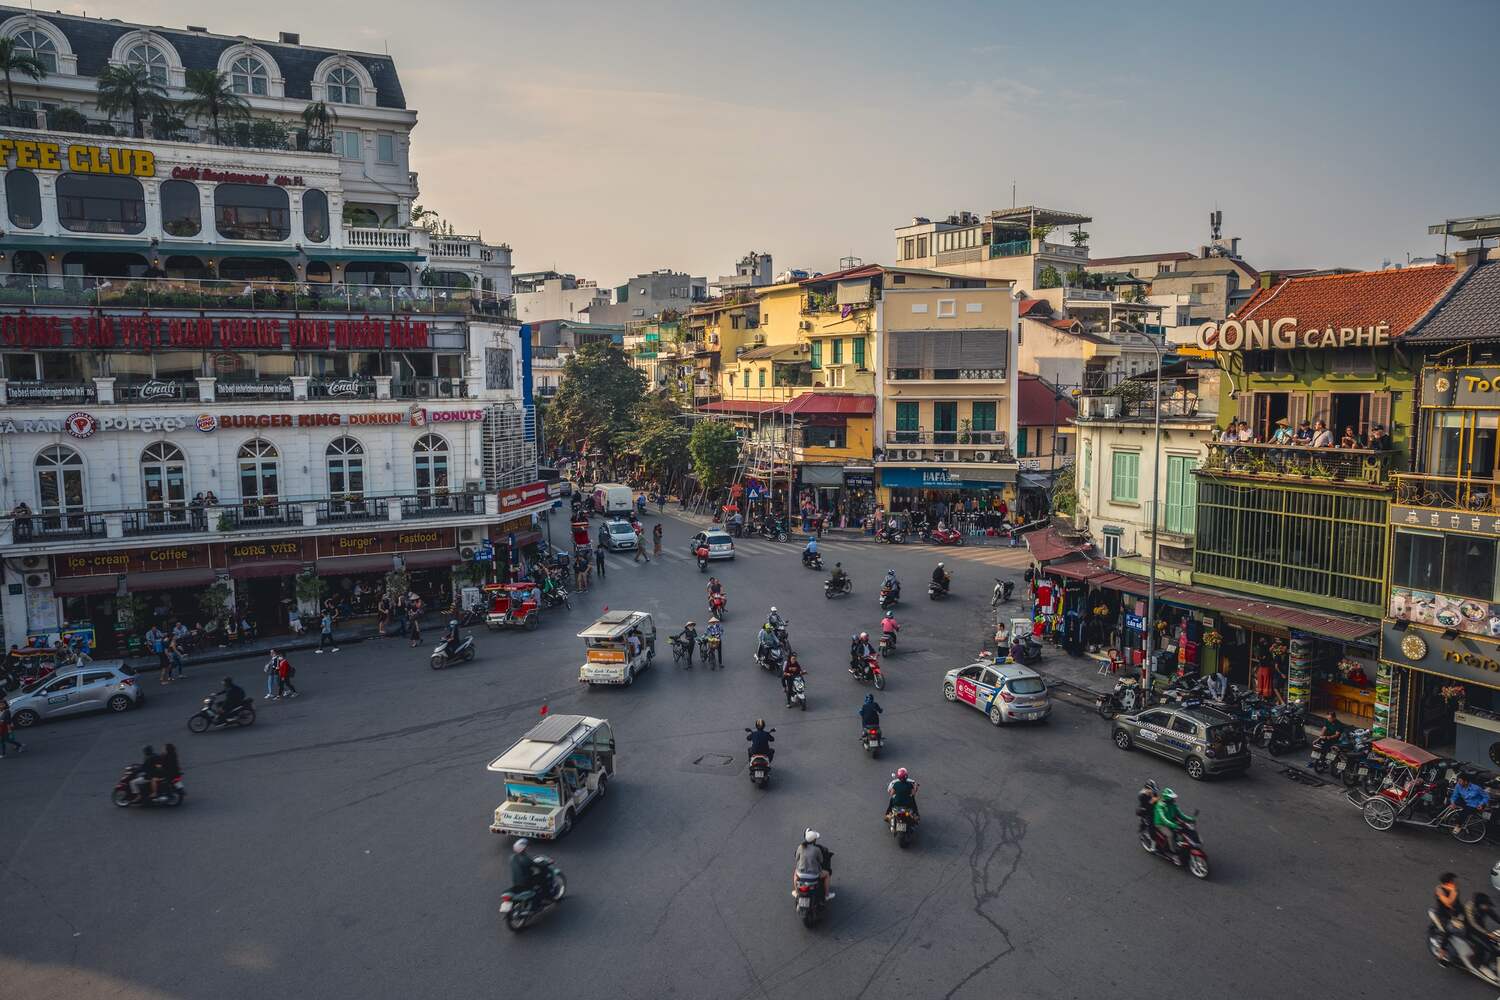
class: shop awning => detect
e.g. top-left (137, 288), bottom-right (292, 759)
top-left (308, 249), bottom-right (425, 263)
top-left (226, 560), bottom-right (306, 580)
top-left (53, 575), bottom-right (119, 596)
top-left (800, 465), bottom-right (844, 486)
top-left (1024, 527), bottom-right (1089, 563)
top-left (317, 554), bottom-right (398, 575)
top-left (128, 568), bottom-right (216, 591)
top-left (159, 243), bottom-right (301, 260)
top-left (400, 549), bottom-right (461, 570)
top-left (5, 237), bottom-right (153, 255)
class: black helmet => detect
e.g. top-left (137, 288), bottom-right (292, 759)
top-left (143, 745), bottom-right (156, 756)
top-left (222, 676), bottom-right (233, 685)
top-left (755, 719), bottom-right (766, 730)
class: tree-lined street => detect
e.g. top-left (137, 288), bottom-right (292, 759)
top-left (0, 511), bottom-right (1481, 1000)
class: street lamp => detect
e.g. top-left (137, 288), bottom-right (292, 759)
top-left (1138, 333), bottom-right (1169, 689)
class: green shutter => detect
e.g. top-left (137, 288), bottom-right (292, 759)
top-left (810, 340), bottom-right (822, 369)
top-left (853, 337), bottom-right (865, 368)
top-left (1165, 455), bottom-right (1197, 534)
top-left (832, 338), bottom-right (843, 364)
top-left (971, 402), bottom-right (996, 431)
top-left (758, 368), bottom-right (766, 388)
top-left (1083, 440), bottom-right (1092, 492)
top-left (896, 402), bottom-right (918, 431)
top-left (1111, 451), bottom-right (1139, 503)
top-left (1017, 429), bottom-right (1027, 457)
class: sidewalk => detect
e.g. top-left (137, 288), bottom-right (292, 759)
top-left (118, 614), bottom-right (444, 673)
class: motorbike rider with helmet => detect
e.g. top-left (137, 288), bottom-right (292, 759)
top-left (859, 692), bottom-right (883, 735)
top-left (1464, 892), bottom-right (1500, 963)
top-left (1135, 778), bottom-right (1160, 834)
top-left (442, 618), bottom-right (464, 658)
top-left (510, 838), bottom-right (550, 898)
top-left (781, 653), bottom-right (805, 707)
top-left (1152, 787), bottom-right (1187, 863)
top-left (931, 561), bottom-right (950, 595)
top-left (794, 829), bottom-right (833, 901)
top-left (767, 605), bottom-right (786, 631)
top-left (850, 632), bottom-right (877, 677)
top-left (880, 612), bottom-right (900, 649)
top-left (827, 562), bottom-right (849, 592)
top-left (882, 569), bottom-right (901, 602)
top-left (802, 537), bottom-right (820, 567)
top-left (212, 675), bottom-right (248, 724)
top-left (746, 719), bottom-right (775, 762)
top-left (886, 766), bottom-right (919, 821)
top-left (758, 622), bottom-right (784, 669)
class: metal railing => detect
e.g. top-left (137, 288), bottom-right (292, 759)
top-left (13, 107), bottom-right (336, 154)
top-left (885, 430), bottom-right (1009, 446)
top-left (1393, 473), bottom-right (1500, 513)
top-left (123, 507), bottom-right (208, 536)
top-left (887, 367), bottom-right (1006, 382)
top-left (989, 239), bottom-right (1031, 258)
top-left (9, 511), bottom-right (107, 541)
top-left (1201, 441), bottom-right (1394, 484)
top-left (399, 493), bottom-right (486, 518)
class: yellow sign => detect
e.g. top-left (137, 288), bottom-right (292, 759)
top-left (0, 138), bottom-right (156, 177)
top-left (587, 648), bottom-right (626, 663)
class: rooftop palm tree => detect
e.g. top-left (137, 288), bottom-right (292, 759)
top-left (181, 68), bottom-right (249, 143)
top-left (300, 99), bottom-right (337, 149)
top-left (0, 36), bottom-right (48, 113)
top-left (95, 63), bottom-right (167, 139)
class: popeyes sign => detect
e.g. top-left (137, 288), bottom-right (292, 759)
top-left (1196, 317), bottom-right (1391, 351)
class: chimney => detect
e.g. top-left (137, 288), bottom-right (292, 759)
top-left (1229, 237), bottom-right (1241, 257)
top-left (1260, 273), bottom-right (1273, 290)
top-left (279, 32), bottom-right (301, 44)
top-left (1455, 247), bottom-right (1491, 270)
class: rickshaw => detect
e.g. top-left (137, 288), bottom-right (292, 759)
top-left (1352, 738), bottom-right (1489, 843)
top-left (484, 582), bottom-right (541, 631)
top-left (571, 520), bottom-right (591, 548)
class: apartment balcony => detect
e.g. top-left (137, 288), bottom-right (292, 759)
top-left (987, 239), bottom-right (1089, 261)
top-left (344, 226), bottom-right (417, 250)
top-left (1199, 442), bottom-right (1394, 487)
top-left (879, 439), bottom-right (1016, 466)
top-left (885, 366), bottom-right (1007, 383)
top-left (1074, 390), bottom-right (1211, 422)
top-left (6, 107), bottom-right (336, 155)
top-left (884, 430), bottom-right (1009, 447)
top-left (1392, 473), bottom-right (1500, 514)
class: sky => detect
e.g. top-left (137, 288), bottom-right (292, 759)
top-left (86, 0), bottom-right (1500, 287)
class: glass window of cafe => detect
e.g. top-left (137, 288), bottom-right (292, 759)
top-left (38, 351), bottom-right (103, 381)
top-left (1392, 528), bottom-right (1500, 602)
top-left (302, 189), bottom-right (329, 243)
top-left (215, 183), bottom-right (291, 241)
top-left (160, 179), bottom-right (202, 237)
top-left (1426, 409), bottom-right (1500, 481)
top-left (303, 352), bottom-right (388, 378)
top-left (5, 169), bottom-right (41, 228)
top-left (57, 174), bottom-right (146, 234)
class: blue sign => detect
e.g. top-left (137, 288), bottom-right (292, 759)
top-left (879, 468), bottom-right (1010, 491)
top-left (746, 485), bottom-right (764, 500)
top-left (1124, 614), bottom-right (1145, 631)
top-left (474, 542), bottom-right (495, 563)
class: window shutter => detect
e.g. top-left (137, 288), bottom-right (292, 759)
top-left (809, 340), bottom-right (821, 369)
top-left (1368, 391), bottom-right (1391, 436)
top-left (1310, 391), bottom-right (1332, 425)
top-left (1236, 391), bottom-right (1254, 423)
top-left (1287, 392), bottom-right (1308, 428)
top-left (853, 336), bottom-right (865, 369)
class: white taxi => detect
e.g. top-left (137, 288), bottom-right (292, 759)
top-left (942, 659), bottom-right (1052, 725)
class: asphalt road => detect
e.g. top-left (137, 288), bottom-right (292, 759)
top-left (1, 511), bottom-right (1489, 1000)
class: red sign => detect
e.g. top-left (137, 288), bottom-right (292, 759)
top-left (0, 313), bottom-right (429, 351)
top-left (316, 527), bottom-right (455, 558)
top-left (499, 481), bottom-right (548, 513)
top-left (53, 544), bottom-right (210, 578)
top-left (213, 538), bottom-right (315, 565)
top-left (171, 166), bottom-right (304, 187)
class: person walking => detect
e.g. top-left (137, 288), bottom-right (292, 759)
top-left (652, 522), bottom-right (663, 560)
top-left (148, 625), bottom-right (169, 684)
top-left (168, 636), bottom-right (185, 681)
top-left (318, 611), bottom-right (338, 653)
top-left (0, 695), bottom-right (24, 758)
top-left (377, 595), bottom-right (391, 637)
top-left (595, 544), bottom-right (607, 580)
top-left (633, 522), bottom-right (648, 562)
top-left (408, 605), bottom-right (423, 647)
top-left (263, 652), bottom-right (280, 700)
top-left (275, 651), bottom-right (298, 699)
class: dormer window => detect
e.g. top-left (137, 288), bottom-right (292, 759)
top-left (230, 55), bottom-right (269, 95)
top-left (125, 42), bottom-right (169, 84)
top-left (13, 29), bottom-right (57, 73)
top-left (326, 66), bottom-right (361, 105)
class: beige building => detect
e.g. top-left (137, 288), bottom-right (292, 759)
top-left (1017, 298), bottom-right (1162, 390)
top-left (894, 207), bottom-right (1092, 290)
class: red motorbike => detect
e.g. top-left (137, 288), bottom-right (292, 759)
top-left (928, 526), bottom-right (964, 546)
top-left (852, 653), bottom-right (887, 691)
top-left (695, 545), bottom-right (710, 572)
top-left (709, 592), bottom-right (727, 619)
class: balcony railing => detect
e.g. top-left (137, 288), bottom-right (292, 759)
top-left (989, 239), bottom-right (1031, 258)
top-left (9, 511), bottom-right (108, 541)
top-left (1201, 441), bottom-right (1394, 485)
top-left (343, 226), bottom-right (414, 249)
top-left (1393, 473), bottom-right (1500, 514)
top-left (886, 367), bottom-right (1006, 382)
top-left (8, 108), bottom-right (336, 154)
top-left (1075, 391), bottom-right (1204, 421)
top-left (400, 493), bottom-right (486, 518)
top-left (0, 274), bottom-right (511, 318)
top-left (885, 430), bottom-right (1009, 446)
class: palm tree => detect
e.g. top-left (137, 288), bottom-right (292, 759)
top-left (95, 63), bottom-right (167, 139)
top-left (180, 68), bottom-right (249, 143)
top-left (300, 100), bottom-right (337, 149)
top-left (0, 37), bottom-right (48, 112)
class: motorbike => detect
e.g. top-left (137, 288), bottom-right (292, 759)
top-left (540, 586), bottom-right (572, 611)
top-left (861, 725), bottom-right (884, 758)
top-left (1427, 908), bottom-right (1500, 989)
top-left (927, 574), bottom-right (952, 600)
top-left (429, 634), bottom-right (477, 670)
top-left (708, 592), bottom-right (727, 619)
top-left (1310, 727), bottom-right (1368, 774)
top-left (824, 576), bottom-right (852, 599)
top-left (801, 550), bottom-right (824, 571)
top-left (696, 546), bottom-right (710, 572)
top-left (878, 629), bottom-right (898, 656)
top-left (746, 728), bottom-right (775, 788)
top-left (1330, 729), bottom-right (1373, 785)
top-left (670, 633), bottom-right (696, 667)
top-left (928, 525), bottom-right (964, 546)
top-left (879, 585), bottom-right (899, 611)
top-left (756, 642), bottom-right (787, 673)
top-left (188, 696), bottom-right (255, 733)
top-left (697, 633), bottom-right (723, 669)
top-left (1007, 636), bottom-right (1043, 666)
top-left (990, 578), bottom-right (1014, 608)
top-left (1095, 677), bottom-right (1148, 719)
top-left (1140, 811), bottom-right (1209, 879)
top-left (1256, 703), bottom-right (1308, 755)
top-left (788, 674), bottom-right (807, 711)
top-left (889, 806), bottom-right (918, 848)
top-left (794, 873), bottom-right (828, 927)
top-left (499, 857), bottom-right (567, 933)
top-left (758, 520), bottom-right (790, 543)
top-left (852, 653), bottom-right (886, 691)
top-left (876, 524), bottom-right (906, 544)
top-left (111, 764), bottom-right (185, 808)
top-left (770, 620), bottom-right (792, 653)
top-left (1355, 752), bottom-right (1390, 795)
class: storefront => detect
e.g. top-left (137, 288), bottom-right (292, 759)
top-left (213, 537), bottom-right (316, 634)
top-left (878, 466), bottom-right (1017, 518)
top-left (49, 543), bottom-right (215, 654)
top-left (1381, 619), bottom-right (1500, 766)
top-left (315, 528), bottom-right (459, 610)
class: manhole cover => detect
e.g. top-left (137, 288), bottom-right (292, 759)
top-left (677, 751), bottom-right (742, 776)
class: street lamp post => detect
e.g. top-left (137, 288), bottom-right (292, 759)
top-left (1141, 337), bottom-right (1168, 690)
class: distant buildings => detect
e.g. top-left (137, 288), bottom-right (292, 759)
top-left (587, 268), bottom-right (708, 325)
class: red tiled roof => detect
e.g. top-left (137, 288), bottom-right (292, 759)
top-left (1018, 373), bottom-right (1077, 426)
top-left (773, 392), bottom-right (876, 416)
top-left (696, 400), bottom-right (781, 414)
top-left (1018, 297), bottom-right (1052, 317)
top-left (1235, 265), bottom-right (1458, 336)
top-left (798, 263), bottom-right (885, 285)
top-left (1045, 318), bottom-right (1082, 331)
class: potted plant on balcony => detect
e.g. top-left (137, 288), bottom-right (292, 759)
top-left (958, 418), bottom-right (973, 445)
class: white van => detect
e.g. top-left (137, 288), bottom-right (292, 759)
top-left (593, 483), bottom-right (634, 515)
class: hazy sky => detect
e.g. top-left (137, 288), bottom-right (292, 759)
top-left (92, 0), bottom-right (1500, 286)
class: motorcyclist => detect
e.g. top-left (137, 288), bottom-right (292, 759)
top-left (781, 653), bottom-right (805, 707)
top-left (859, 692), bottom-right (883, 734)
top-left (882, 569), bottom-right (901, 602)
top-left (794, 829), bottom-right (833, 901)
top-left (886, 766), bottom-right (919, 821)
top-left (510, 838), bottom-right (550, 898)
top-left (931, 561), bottom-right (950, 594)
top-left (1135, 778), bottom-right (1160, 834)
top-left (707, 576), bottom-right (723, 596)
top-left (129, 745), bottom-right (160, 801)
top-left (767, 606), bottom-right (786, 631)
top-left (802, 537), bottom-right (821, 566)
top-left (442, 619), bottom-right (463, 656)
top-left (746, 719), bottom-right (775, 762)
top-left (827, 562), bottom-right (849, 591)
top-left (675, 621), bottom-right (698, 664)
top-left (880, 613), bottom-right (900, 648)
top-left (212, 675), bottom-right (247, 724)
top-left (758, 623), bottom-right (783, 668)
top-left (1435, 873), bottom-right (1461, 951)
top-left (850, 632), bottom-right (877, 677)
top-left (702, 616), bottom-right (724, 668)
top-left (1464, 892), bottom-right (1500, 961)
top-left (1151, 787), bottom-right (1187, 863)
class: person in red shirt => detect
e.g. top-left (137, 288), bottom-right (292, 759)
top-left (275, 651), bottom-right (298, 699)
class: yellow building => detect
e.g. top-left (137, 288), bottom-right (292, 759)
top-left (685, 297), bottom-right (760, 404)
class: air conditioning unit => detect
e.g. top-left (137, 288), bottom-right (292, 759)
top-left (973, 450), bottom-right (991, 463)
top-left (906, 449), bottom-right (924, 462)
top-left (458, 526), bottom-right (483, 544)
top-left (21, 554), bottom-right (43, 570)
top-left (463, 479), bottom-right (484, 494)
top-left (799, 320), bottom-right (813, 331)
top-left (439, 379), bottom-right (458, 398)
top-left (945, 450), bottom-right (961, 462)
top-left (25, 571), bottom-right (51, 589)
top-left (459, 545), bottom-right (477, 561)
top-left (752, 332), bottom-right (766, 344)
top-left (417, 380), bottom-right (435, 398)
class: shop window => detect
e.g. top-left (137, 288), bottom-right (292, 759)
top-left (971, 402), bottom-right (996, 432)
top-left (13, 29), bottom-right (59, 73)
top-left (831, 339), bottom-right (843, 365)
top-left (1, 352), bottom-right (38, 379)
top-left (218, 258), bottom-right (295, 282)
top-left (343, 202), bottom-right (396, 228)
top-left (39, 351), bottom-right (98, 381)
top-left (230, 55), bottom-right (269, 95)
top-left (160, 179), bottom-right (201, 237)
top-left (424, 270), bottom-right (471, 289)
top-left (11, 249), bottom-right (45, 274)
top-left (803, 425), bottom-right (847, 449)
top-left (214, 183), bottom-right (290, 241)
top-left (344, 262), bottom-right (408, 287)
top-left (61, 252), bottom-right (149, 279)
top-left (326, 437), bottom-right (365, 514)
top-left (809, 341), bottom-right (821, 369)
top-left (306, 261), bottom-right (333, 284)
top-left (326, 66), bottom-right (362, 105)
top-left (302, 189), bottom-right (329, 243)
top-left (1110, 450), bottom-right (1139, 503)
top-left (758, 369), bottom-right (766, 388)
top-left (237, 439), bottom-right (280, 516)
top-left (333, 129), bottom-right (362, 161)
top-left (141, 442), bottom-right (187, 522)
top-left (5, 169), bottom-right (41, 228)
top-left (35, 444), bottom-right (85, 514)
top-left (1444, 534), bottom-right (1498, 600)
top-left (413, 434), bottom-right (450, 503)
top-left (57, 173), bottom-right (145, 234)
top-left (163, 255), bottom-right (209, 279)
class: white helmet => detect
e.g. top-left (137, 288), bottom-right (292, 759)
top-left (1492, 859), bottom-right (1500, 894)
top-left (512, 839), bottom-right (529, 854)
top-left (803, 829), bottom-right (819, 844)
top-left (770, 606), bottom-right (779, 613)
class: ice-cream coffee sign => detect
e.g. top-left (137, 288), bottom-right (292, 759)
top-left (1196, 317), bottom-right (1391, 351)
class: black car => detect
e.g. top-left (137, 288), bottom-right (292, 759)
top-left (1112, 704), bottom-right (1250, 780)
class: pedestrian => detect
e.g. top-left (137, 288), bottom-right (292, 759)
top-left (652, 522), bottom-right (663, 559)
top-left (168, 636), bottom-right (185, 680)
top-left (276, 652), bottom-right (298, 698)
top-left (318, 612), bottom-right (338, 653)
top-left (263, 652), bottom-right (280, 700)
top-left (377, 595), bottom-right (391, 637)
top-left (408, 606), bottom-right (423, 647)
top-left (0, 695), bottom-right (24, 758)
top-left (147, 624), bottom-right (169, 684)
top-left (633, 523), bottom-right (648, 562)
top-left (596, 544), bottom-right (607, 579)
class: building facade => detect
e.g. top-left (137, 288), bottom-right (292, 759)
top-left (894, 207), bottom-right (1092, 290)
top-left (587, 269), bottom-right (707, 325)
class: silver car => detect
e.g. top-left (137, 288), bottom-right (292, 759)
top-left (7, 662), bottom-right (144, 727)
top-left (604, 520), bottom-right (638, 551)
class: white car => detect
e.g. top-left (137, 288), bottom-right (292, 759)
top-left (603, 520), bottom-right (638, 551)
top-left (942, 660), bottom-right (1052, 725)
top-left (690, 529), bottom-right (735, 560)
top-left (7, 662), bottom-right (144, 727)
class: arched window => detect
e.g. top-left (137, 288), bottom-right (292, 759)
top-left (5, 168), bottom-right (40, 228)
top-left (57, 173), bottom-right (145, 234)
top-left (326, 436), bottom-right (365, 516)
top-left (302, 189), bottom-right (329, 243)
top-left (237, 439), bottom-right (279, 517)
top-left (160, 178), bottom-right (201, 237)
top-left (413, 433), bottom-right (449, 505)
top-left (215, 182), bottom-right (289, 241)
top-left (35, 445), bottom-right (84, 517)
top-left (229, 55), bottom-right (268, 95)
top-left (325, 66), bottom-right (361, 105)
top-left (13, 29), bottom-right (57, 73)
top-left (141, 441), bottom-right (187, 524)
top-left (125, 42), bottom-right (169, 85)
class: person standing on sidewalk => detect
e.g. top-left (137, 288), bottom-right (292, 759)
top-left (168, 636), bottom-right (185, 681)
top-left (0, 696), bottom-right (24, 758)
top-left (595, 544), bottom-right (607, 580)
top-left (408, 605), bottom-right (423, 648)
top-left (318, 612), bottom-right (338, 653)
top-left (652, 522), bottom-right (663, 560)
top-left (377, 595), bottom-right (391, 637)
top-left (276, 651), bottom-right (298, 699)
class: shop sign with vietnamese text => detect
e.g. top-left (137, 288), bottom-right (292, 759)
top-left (1196, 317), bottom-right (1391, 351)
top-left (0, 313), bottom-right (430, 351)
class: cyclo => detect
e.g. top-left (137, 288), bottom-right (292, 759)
top-left (1351, 738), bottom-right (1489, 844)
top-left (484, 582), bottom-right (541, 632)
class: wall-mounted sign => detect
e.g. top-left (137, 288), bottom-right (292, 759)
top-left (0, 313), bottom-right (430, 351)
top-left (317, 528), bottom-right (455, 558)
top-left (422, 408), bottom-right (485, 423)
top-left (0, 138), bottom-right (155, 176)
top-left (213, 538), bottom-right (315, 565)
top-left (1420, 368), bottom-right (1500, 407)
top-left (53, 544), bottom-right (209, 578)
top-left (321, 378), bottom-right (369, 398)
top-left (498, 481), bottom-right (548, 513)
top-left (0, 412), bottom-right (193, 436)
top-left (4, 382), bottom-right (96, 402)
top-left (1196, 317), bottom-right (1391, 351)
top-left (170, 166), bottom-right (304, 187)
top-left (137, 380), bottom-right (183, 401)
top-left (215, 380), bottom-right (293, 397)
top-left (1393, 505), bottom-right (1500, 535)
top-left (1381, 620), bottom-right (1500, 688)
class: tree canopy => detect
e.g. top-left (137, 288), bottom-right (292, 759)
top-left (689, 420), bottom-right (740, 492)
top-left (548, 341), bottom-right (647, 451)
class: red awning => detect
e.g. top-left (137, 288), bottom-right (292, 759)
top-left (317, 554), bottom-right (398, 576)
top-left (226, 560), bottom-right (306, 580)
top-left (53, 575), bottom-right (119, 596)
top-left (1024, 528), bottom-right (1088, 563)
top-left (128, 568), bottom-right (217, 591)
top-left (401, 550), bottom-right (460, 570)
top-left (773, 393), bottom-right (876, 416)
top-left (1044, 558), bottom-right (1116, 583)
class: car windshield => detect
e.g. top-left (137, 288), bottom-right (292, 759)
top-left (611, 524), bottom-right (634, 535)
top-left (1008, 677), bottom-right (1045, 695)
top-left (20, 672), bottom-right (68, 695)
top-left (708, 534), bottom-right (731, 543)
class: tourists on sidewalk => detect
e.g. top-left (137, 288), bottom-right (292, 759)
top-left (168, 636), bottom-right (185, 681)
top-left (263, 653), bottom-right (280, 700)
top-left (276, 651), bottom-right (299, 699)
top-left (318, 612), bottom-right (339, 653)
top-left (408, 606), bottom-right (423, 648)
top-left (596, 545), bottom-right (607, 579)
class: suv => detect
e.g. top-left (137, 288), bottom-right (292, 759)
top-left (1112, 704), bottom-right (1249, 780)
top-left (7, 662), bottom-right (144, 727)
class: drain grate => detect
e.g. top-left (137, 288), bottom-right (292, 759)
top-left (678, 751), bottom-right (743, 776)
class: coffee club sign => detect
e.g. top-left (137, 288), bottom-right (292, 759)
top-left (0, 313), bottom-right (431, 351)
top-left (1195, 317), bottom-right (1392, 351)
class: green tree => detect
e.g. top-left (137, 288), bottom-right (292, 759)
top-left (689, 420), bottom-right (739, 493)
top-left (95, 63), bottom-right (168, 138)
top-left (635, 412), bottom-right (692, 483)
top-left (301, 100), bottom-right (338, 147)
top-left (0, 36), bottom-right (47, 111)
top-left (549, 341), bottom-right (647, 450)
top-left (180, 68), bottom-right (249, 143)
top-left (411, 203), bottom-right (456, 237)
top-left (1050, 464), bottom-right (1077, 516)
top-left (1037, 265), bottom-right (1062, 289)
top-left (1069, 228), bottom-right (1090, 247)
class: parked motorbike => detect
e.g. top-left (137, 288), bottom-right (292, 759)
top-left (1257, 703), bottom-right (1308, 755)
top-left (1095, 677), bottom-right (1148, 720)
top-left (927, 574), bottom-right (952, 600)
top-left (794, 873), bottom-right (828, 927)
top-left (187, 696), bottom-right (255, 733)
top-left (878, 629), bottom-right (898, 656)
top-left (861, 725), bottom-right (884, 758)
top-left (697, 634), bottom-right (723, 670)
top-left (111, 764), bottom-right (185, 808)
top-left (788, 674), bottom-right (807, 711)
top-left (928, 525), bottom-right (964, 546)
top-left (1007, 635), bottom-right (1044, 666)
top-left (670, 633), bottom-right (696, 666)
top-left (499, 857), bottom-right (567, 933)
top-left (852, 654), bottom-right (886, 691)
top-left (879, 585), bottom-right (899, 611)
top-left (759, 520), bottom-right (790, 543)
top-left (1356, 752), bottom-right (1390, 795)
top-left (824, 576), bottom-right (853, 599)
top-left (1427, 908), bottom-right (1500, 989)
top-left (1309, 726), bottom-right (1368, 774)
top-left (876, 524), bottom-right (906, 544)
top-left (802, 551), bottom-right (824, 571)
top-left (1140, 812), bottom-right (1209, 879)
top-left (991, 578), bottom-right (1015, 608)
top-left (1330, 729), bottom-right (1373, 786)
top-left (889, 806), bottom-right (917, 848)
top-left (429, 634), bottom-right (477, 670)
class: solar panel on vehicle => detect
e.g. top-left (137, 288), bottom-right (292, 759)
top-left (524, 714), bottom-right (588, 743)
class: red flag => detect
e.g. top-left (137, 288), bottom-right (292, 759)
top-left (539, 703), bottom-right (548, 716)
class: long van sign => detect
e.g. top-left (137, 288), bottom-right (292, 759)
top-left (1196, 317), bottom-right (1390, 351)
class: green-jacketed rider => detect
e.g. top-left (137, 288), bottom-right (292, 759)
top-left (1152, 787), bottom-right (1186, 863)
